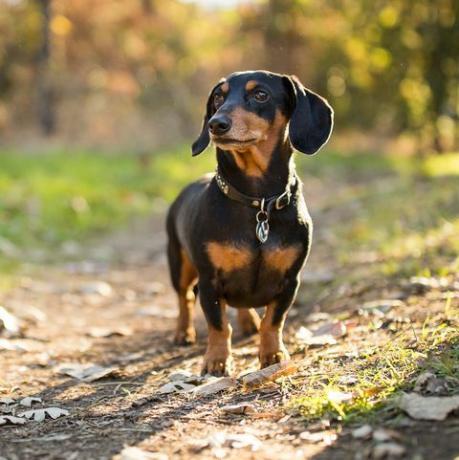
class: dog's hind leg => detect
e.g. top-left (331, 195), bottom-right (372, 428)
top-left (237, 308), bottom-right (260, 336)
top-left (167, 223), bottom-right (198, 346)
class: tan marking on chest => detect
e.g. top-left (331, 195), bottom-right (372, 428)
top-left (207, 242), bottom-right (253, 272)
top-left (263, 244), bottom-right (302, 273)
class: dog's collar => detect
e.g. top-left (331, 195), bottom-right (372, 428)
top-left (214, 168), bottom-right (297, 243)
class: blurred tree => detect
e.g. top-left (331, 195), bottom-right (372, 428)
top-left (0, 0), bottom-right (456, 152)
top-left (36, 0), bottom-right (55, 135)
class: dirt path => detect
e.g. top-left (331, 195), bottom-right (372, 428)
top-left (1, 177), bottom-right (458, 460)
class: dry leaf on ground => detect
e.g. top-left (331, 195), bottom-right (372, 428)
top-left (327, 390), bottom-right (354, 404)
top-left (295, 326), bottom-right (337, 346)
top-left (299, 431), bottom-right (337, 445)
top-left (193, 377), bottom-right (238, 397)
top-left (157, 381), bottom-right (195, 395)
top-left (0, 306), bottom-right (21, 335)
top-left (19, 407), bottom-right (69, 422)
top-left (207, 432), bottom-right (262, 451)
top-left (351, 424), bottom-right (372, 439)
top-left (413, 372), bottom-right (449, 395)
top-left (221, 402), bottom-right (255, 415)
top-left (398, 393), bottom-right (459, 421)
top-left (20, 397), bottom-right (43, 407)
top-left (56, 363), bottom-right (117, 382)
top-left (79, 281), bottom-right (113, 296)
top-left (372, 442), bottom-right (406, 459)
top-left (118, 446), bottom-right (168, 460)
top-left (0, 415), bottom-right (26, 426)
top-left (87, 327), bottom-right (132, 338)
top-left (241, 361), bottom-right (298, 387)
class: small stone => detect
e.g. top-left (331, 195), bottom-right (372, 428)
top-left (352, 424), bottom-right (373, 439)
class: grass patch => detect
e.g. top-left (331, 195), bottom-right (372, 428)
top-left (0, 146), bottom-right (214, 265)
top-left (289, 313), bottom-right (459, 425)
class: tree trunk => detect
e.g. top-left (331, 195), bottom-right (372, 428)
top-left (36, 0), bottom-right (55, 136)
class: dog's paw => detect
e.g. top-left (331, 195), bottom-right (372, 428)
top-left (201, 353), bottom-right (233, 377)
top-left (174, 327), bottom-right (196, 346)
top-left (259, 347), bottom-right (290, 368)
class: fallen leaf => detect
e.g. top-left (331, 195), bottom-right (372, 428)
top-left (413, 372), bottom-right (449, 395)
top-left (338, 375), bottom-right (358, 385)
top-left (241, 361), bottom-right (298, 387)
top-left (19, 407), bottom-right (69, 422)
top-left (118, 446), bottom-right (168, 460)
top-left (398, 392), bottom-right (459, 421)
top-left (372, 428), bottom-right (401, 442)
top-left (351, 424), bottom-right (372, 439)
top-left (168, 370), bottom-right (194, 382)
top-left (56, 363), bottom-right (117, 382)
top-left (0, 415), bottom-right (26, 425)
top-left (299, 431), bottom-right (337, 445)
top-left (221, 402), bottom-right (255, 415)
top-left (0, 338), bottom-right (27, 351)
top-left (193, 377), bottom-right (238, 397)
top-left (207, 432), bottom-right (262, 451)
top-left (295, 327), bottom-right (337, 346)
top-left (157, 381), bottom-right (195, 395)
top-left (20, 397), bottom-right (43, 407)
top-left (359, 300), bottom-right (404, 316)
top-left (372, 442), bottom-right (406, 459)
top-left (0, 306), bottom-right (21, 335)
top-left (87, 327), bottom-right (132, 338)
top-left (79, 281), bottom-right (113, 297)
top-left (312, 321), bottom-right (347, 338)
top-left (327, 390), bottom-right (354, 404)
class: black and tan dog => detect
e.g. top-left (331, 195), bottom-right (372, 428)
top-left (166, 70), bottom-right (333, 376)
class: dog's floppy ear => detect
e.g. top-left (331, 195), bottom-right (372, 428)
top-left (283, 75), bottom-right (334, 155)
top-left (191, 80), bottom-right (224, 156)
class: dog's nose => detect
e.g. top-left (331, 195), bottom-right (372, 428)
top-left (209, 115), bottom-right (231, 135)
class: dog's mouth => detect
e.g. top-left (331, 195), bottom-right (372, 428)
top-left (211, 136), bottom-right (258, 147)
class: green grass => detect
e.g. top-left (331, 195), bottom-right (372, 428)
top-left (0, 146), bottom-right (214, 269)
top-left (288, 311), bottom-right (459, 425)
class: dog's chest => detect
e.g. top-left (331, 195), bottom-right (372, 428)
top-left (206, 236), bottom-right (304, 307)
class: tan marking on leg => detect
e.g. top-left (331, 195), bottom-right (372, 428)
top-left (259, 303), bottom-right (289, 368)
top-left (206, 242), bottom-right (252, 272)
top-left (228, 110), bottom-right (288, 177)
top-left (202, 301), bottom-right (233, 376)
top-left (237, 308), bottom-right (260, 336)
top-left (245, 80), bottom-right (258, 91)
top-left (175, 250), bottom-right (198, 345)
top-left (220, 81), bottom-right (229, 93)
top-left (263, 244), bottom-right (302, 274)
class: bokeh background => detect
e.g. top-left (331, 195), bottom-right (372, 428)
top-left (1, 0), bottom-right (458, 152)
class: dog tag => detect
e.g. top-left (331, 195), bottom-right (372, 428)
top-left (256, 220), bottom-right (269, 243)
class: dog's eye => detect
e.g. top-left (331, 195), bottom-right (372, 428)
top-left (253, 90), bottom-right (269, 103)
top-left (213, 94), bottom-right (224, 109)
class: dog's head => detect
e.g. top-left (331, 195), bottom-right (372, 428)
top-left (192, 70), bottom-right (334, 156)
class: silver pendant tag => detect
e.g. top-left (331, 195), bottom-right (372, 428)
top-left (256, 220), bottom-right (269, 243)
top-left (255, 200), bottom-right (270, 244)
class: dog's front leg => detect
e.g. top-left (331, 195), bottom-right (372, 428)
top-left (259, 279), bottom-right (299, 368)
top-left (199, 281), bottom-right (233, 376)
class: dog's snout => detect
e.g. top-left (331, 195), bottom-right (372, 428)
top-left (209, 115), bottom-right (232, 135)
